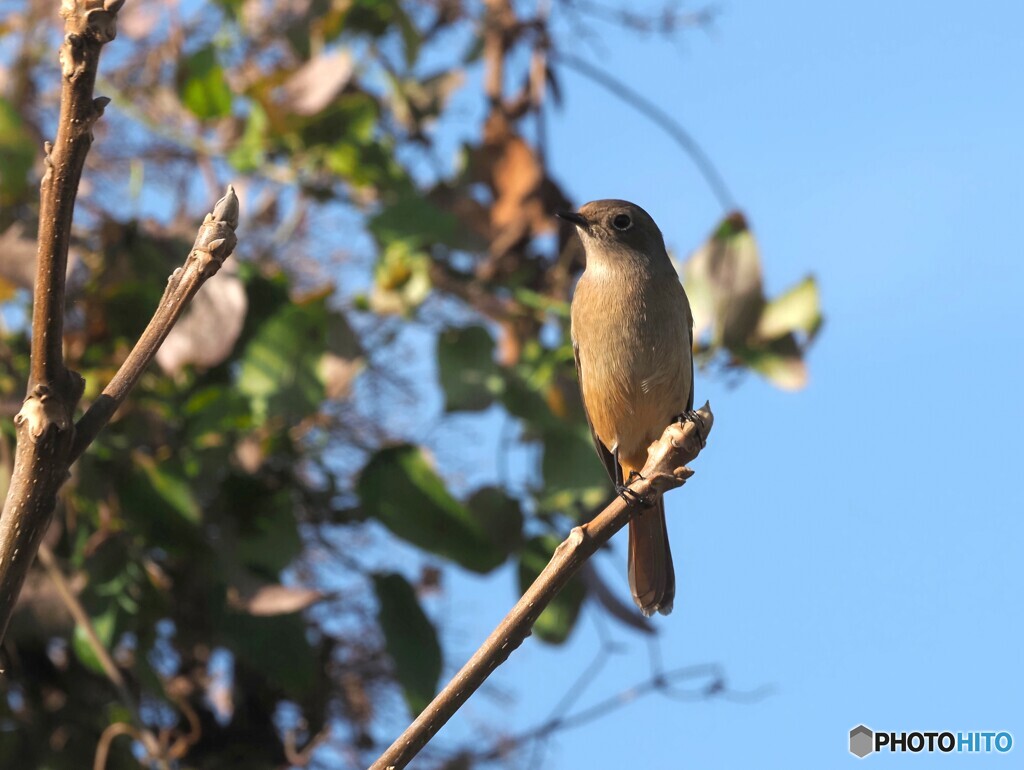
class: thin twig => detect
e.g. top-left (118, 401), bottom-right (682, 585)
top-left (37, 544), bottom-right (164, 762)
top-left (561, 0), bottom-right (715, 35)
top-left (70, 186), bottom-right (239, 461)
top-left (470, 661), bottom-right (770, 762)
top-left (37, 546), bottom-right (131, 703)
top-left (369, 403), bottom-right (714, 770)
top-left (284, 725), bottom-right (333, 766)
top-left (552, 51), bottom-right (736, 211)
top-left (93, 722), bottom-right (140, 770)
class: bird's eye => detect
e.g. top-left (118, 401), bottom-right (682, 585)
top-left (611, 213), bottom-right (633, 231)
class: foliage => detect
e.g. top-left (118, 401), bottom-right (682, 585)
top-left (0, 1), bottom-right (820, 768)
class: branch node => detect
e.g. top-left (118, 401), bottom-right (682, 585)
top-left (84, 7), bottom-right (119, 43)
top-left (14, 385), bottom-right (73, 442)
top-left (59, 34), bottom-right (85, 78)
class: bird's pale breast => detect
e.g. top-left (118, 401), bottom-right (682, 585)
top-left (571, 268), bottom-right (692, 474)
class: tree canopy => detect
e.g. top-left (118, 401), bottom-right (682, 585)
top-left (0, 1), bottom-right (821, 768)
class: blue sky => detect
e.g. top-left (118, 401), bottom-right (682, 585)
top-left (424, 2), bottom-right (1024, 767)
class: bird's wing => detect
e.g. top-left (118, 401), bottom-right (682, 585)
top-left (686, 309), bottom-right (695, 412)
top-left (572, 339), bottom-right (621, 486)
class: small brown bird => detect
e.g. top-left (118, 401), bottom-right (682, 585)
top-left (560, 200), bottom-right (694, 616)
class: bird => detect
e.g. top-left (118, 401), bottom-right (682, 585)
top-left (559, 199), bottom-right (694, 617)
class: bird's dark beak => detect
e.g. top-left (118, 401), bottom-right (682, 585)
top-left (556, 210), bottom-right (590, 230)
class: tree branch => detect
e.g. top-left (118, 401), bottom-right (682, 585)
top-left (32, 0), bottom-right (124, 389)
top-left (0, 185), bottom-right (239, 646)
top-left (552, 51), bottom-right (736, 211)
top-left (37, 544), bottom-right (165, 763)
top-left (469, 661), bottom-right (772, 762)
top-left (70, 186), bottom-right (239, 461)
top-left (0, 0), bottom-right (124, 648)
top-left (370, 402), bottom-right (714, 770)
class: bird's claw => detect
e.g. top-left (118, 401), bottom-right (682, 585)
top-left (675, 409), bottom-right (707, 448)
top-left (616, 471), bottom-right (654, 508)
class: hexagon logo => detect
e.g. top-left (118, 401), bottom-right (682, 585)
top-left (850, 725), bottom-right (874, 758)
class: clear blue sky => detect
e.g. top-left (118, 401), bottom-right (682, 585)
top-left (424, 2), bottom-right (1024, 767)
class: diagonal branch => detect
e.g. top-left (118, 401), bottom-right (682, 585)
top-left (369, 402), bottom-right (714, 770)
top-left (37, 544), bottom-right (165, 763)
top-left (71, 186), bottom-right (239, 461)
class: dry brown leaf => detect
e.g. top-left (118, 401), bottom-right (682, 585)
top-left (319, 352), bottom-right (362, 400)
top-left (0, 222), bottom-right (43, 289)
top-left (279, 49), bottom-right (354, 116)
top-left (229, 584), bottom-right (326, 616)
top-left (156, 264), bottom-right (247, 375)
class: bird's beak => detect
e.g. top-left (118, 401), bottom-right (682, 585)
top-left (556, 210), bottom-right (590, 231)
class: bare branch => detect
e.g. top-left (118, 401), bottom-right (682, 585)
top-left (38, 544), bottom-right (165, 762)
top-left (469, 661), bottom-right (771, 762)
top-left (93, 722), bottom-right (140, 770)
top-left (71, 186), bottom-right (239, 461)
top-left (0, 185), bottom-right (239, 645)
top-left (560, 0), bottom-right (716, 36)
top-left (369, 403), bottom-right (714, 770)
top-left (32, 0), bottom-right (123, 389)
top-left (0, 0), bottom-right (125, 646)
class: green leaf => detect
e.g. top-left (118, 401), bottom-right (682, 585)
top-left (72, 605), bottom-right (117, 675)
top-left (324, 138), bottom-right (407, 189)
top-left (117, 456), bottom-right (204, 553)
top-left (0, 97), bottom-right (36, 204)
top-left (235, 494), bottom-right (302, 575)
top-left (512, 288), bottom-right (570, 318)
top-left (227, 102), bottom-right (269, 172)
top-left (221, 474), bottom-right (302, 576)
top-left (238, 300), bottom-right (327, 423)
top-left (358, 445), bottom-right (507, 572)
top-left (373, 572), bottom-right (441, 716)
top-left (437, 325), bottom-right (498, 412)
top-left (136, 455), bottom-right (202, 523)
top-left (465, 486), bottom-right (524, 553)
top-left (394, 5), bottom-right (421, 67)
top-left (369, 194), bottom-right (460, 251)
top-left (369, 241), bottom-right (433, 315)
top-left (183, 386), bottom-right (252, 445)
top-left (518, 535), bottom-right (586, 644)
top-left (499, 368), bottom-right (556, 426)
top-left (221, 611), bottom-right (318, 696)
top-left (755, 275), bottom-right (823, 342)
top-left (342, 0), bottom-right (396, 36)
top-left (685, 212), bottom-right (765, 349)
top-left (735, 336), bottom-right (808, 391)
top-left (298, 93), bottom-right (377, 148)
top-left (178, 45), bottom-right (233, 120)
top-left (540, 426), bottom-right (609, 513)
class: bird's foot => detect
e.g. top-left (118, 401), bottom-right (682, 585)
top-left (616, 471), bottom-right (654, 508)
top-left (675, 409), bottom-right (707, 448)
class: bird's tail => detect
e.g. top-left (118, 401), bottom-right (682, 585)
top-left (627, 496), bottom-right (675, 616)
